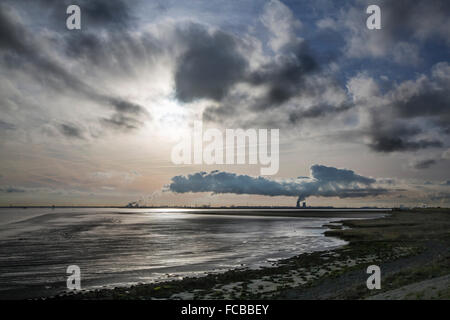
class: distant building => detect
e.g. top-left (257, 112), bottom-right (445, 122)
top-left (296, 199), bottom-right (307, 208)
top-left (126, 201), bottom-right (139, 208)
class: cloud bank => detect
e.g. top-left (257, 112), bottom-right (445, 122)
top-left (167, 165), bottom-right (388, 204)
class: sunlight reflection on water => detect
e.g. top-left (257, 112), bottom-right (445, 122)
top-left (0, 208), bottom-right (363, 299)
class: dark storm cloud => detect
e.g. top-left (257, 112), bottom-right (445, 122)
top-left (181, 1), bottom-right (449, 149)
top-left (167, 165), bottom-right (388, 204)
top-left (365, 62), bottom-right (449, 153)
top-left (100, 98), bottom-right (149, 133)
top-left (198, 38), bottom-right (347, 127)
top-left (101, 114), bottom-right (143, 132)
top-left (190, 1), bottom-right (449, 131)
top-left (380, 0), bottom-right (450, 44)
top-left (72, 0), bottom-right (133, 29)
top-left (385, 65), bottom-right (450, 136)
top-left (411, 159), bottom-right (438, 170)
top-left (370, 138), bottom-right (442, 153)
top-left (328, 1), bottom-right (450, 154)
top-left (342, 0), bottom-right (450, 61)
top-left (59, 123), bottom-right (84, 139)
top-left (0, 4), bottom-right (148, 133)
top-left (173, 22), bottom-right (338, 126)
top-left (110, 99), bottom-right (146, 115)
top-left (101, 99), bottom-right (150, 132)
top-left (288, 102), bottom-right (352, 124)
top-left (247, 42), bottom-right (319, 110)
top-left (201, 92), bottom-right (247, 125)
top-left (174, 24), bottom-right (248, 102)
top-left (0, 5), bottom-right (32, 55)
top-left (393, 90), bottom-right (450, 120)
top-left (368, 123), bottom-right (443, 152)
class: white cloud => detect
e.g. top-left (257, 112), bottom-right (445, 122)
top-left (260, 0), bottom-right (302, 52)
top-left (347, 72), bottom-right (380, 103)
top-left (316, 17), bottom-right (337, 30)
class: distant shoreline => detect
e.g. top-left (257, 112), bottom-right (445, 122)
top-left (0, 205), bottom-right (393, 210)
top-left (0, 206), bottom-right (392, 219)
top-left (176, 208), bottom-right (391, 218)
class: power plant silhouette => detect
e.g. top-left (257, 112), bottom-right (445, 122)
top-left (296, 199), bottom-right (306, 208)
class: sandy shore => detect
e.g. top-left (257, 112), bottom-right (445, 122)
top-left (50, 208), bottom-right (450, 300)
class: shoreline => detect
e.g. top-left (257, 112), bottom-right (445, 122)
top-left (176, 209), bottom-right (390, 219)
top-left (49, 208), bottom-right (450, 300)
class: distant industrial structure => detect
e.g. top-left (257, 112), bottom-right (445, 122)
top-left (296, 199), bottom-right (307, 208)
top-left (126, 201), bottom-right (140, 208)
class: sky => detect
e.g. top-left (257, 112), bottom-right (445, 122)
top-left (0, 0), bottom-right (449, 207)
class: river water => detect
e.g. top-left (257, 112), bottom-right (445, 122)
top-left (0, 208), bottom-right (363, 299)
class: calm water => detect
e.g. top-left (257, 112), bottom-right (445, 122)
top-left (0, 208), bottom-right (357, 299)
